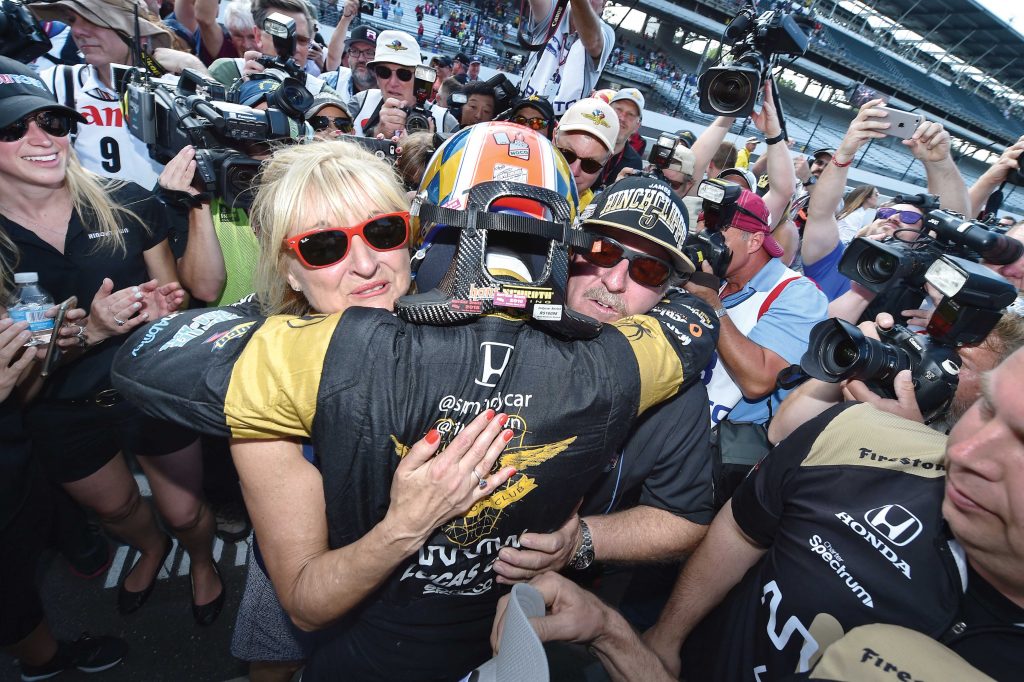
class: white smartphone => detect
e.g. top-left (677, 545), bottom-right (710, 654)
top-left (874, 106), bottom-right (923, 139)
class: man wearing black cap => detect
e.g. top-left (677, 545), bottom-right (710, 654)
top-left (492, 176), bottom-right (715, 613)
top-left (453, 52), bottom-right (470, 84)
top-left (809, 147), bottom-right (833, 180)
top-left (324, 19), bottom-right (378, 101)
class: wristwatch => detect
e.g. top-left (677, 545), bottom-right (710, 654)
top-left (714, 306), bottom-right (729, 319)
top-left (568, 518), bottom-right (595, 570)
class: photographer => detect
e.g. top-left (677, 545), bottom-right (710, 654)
top-left (802, 100), bottom-right (971, 303)
top-left (456, 80), bottom-right (496, 128)
top-left (969, 134), bottom-right (1024, 218)
top-left (28, 0), bottom-right (205, 188)
top-left (349, 30), bottom-right (457, 138)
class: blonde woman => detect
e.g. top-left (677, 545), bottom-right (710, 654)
top-left (232, 139), bottom-right (515, 681)
top-left (837, 184), bottom-right (879, 244)
top-left (0, 57), bottom-right (223, 623)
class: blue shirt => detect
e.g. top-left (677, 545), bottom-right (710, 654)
top-left (804, 242), bottom-right (851, 301)
top-left (722, 258), bottom-right (828, 424)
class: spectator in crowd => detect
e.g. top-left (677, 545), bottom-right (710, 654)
top-left (305, 91), bottom-right (353, 139)
top-left (809, 147), bottom-right (833, 180)
top-left (644, 329), bottom-right (1024, 680)
top-left (594, 88), bottom-right (644, 190)
top-left (801, 101), bottom-right (970, 304)
top-left (169, 0), bottom-right (246, 64)
top-left (325, 16), bottom-right (378, 101)
top-left (395, 130), bottom-right (438, 192)
top-left (453, 52), bottom-right (470, 83)
top-left (553, 97), bottom-right (619, 209)
top-left (436, 76), bottom-right (464, 111)
top-left (0, 56), bottom-right (222, 626)
top-left (27, 0), bottom-right (203, 189)
top-left (492, 176), bottom-right (714, 631)
top-left (969, 134), bottom-right (1024, 218)
top-left (349, 30), bottom-right (457, 138)
top-left (683, 186), bottom-right (827, 429)
top-left (500, 344), bottom-right (1024, 680)
top-left (467, 54), bottom-right (482, 81)
top-left (519, 0), bottom-right (615, 115)
top-left (506, 95), bottom-right (556, 139)
top-left (112, 122), bottom-right (716, 681)
top-left (735, 136), bottom-right (758, 169)
top-left (430, 55), bottom-right (454, 87)
top-left (835, 183), bottom-right (878, 244)
top-left (223, 0), bottom-right (260, 55)
top-left (457, 81), bottom-right (496, 128)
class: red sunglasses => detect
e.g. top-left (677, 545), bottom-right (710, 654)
top-left (283, 212), bottom-right (410, 269)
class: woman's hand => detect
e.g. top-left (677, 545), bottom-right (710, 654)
top-left (158, 146), bottom-right (200, 195)
top-left (138, 279), bottom-right (186, 318)
top-left (54, 304), bottom-right (89, 349)
top-left (82, 279), bottom-right (157, 343)
top-left (0, 318), bottom-right (41, 401)
top-left (384, 409), bottom-right (516, 544)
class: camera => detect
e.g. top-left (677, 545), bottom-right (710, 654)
top-left (648, 133), bottom-right (680, 171)
top-left (840, 204), bottom-right (1023, 319)
top-left (680, 179), bottom-right (738, 278)
top-left (698, 4), bottom-right (816, 117)
top-left (804, 252), bottom-right (1017, 422)
top-left (0, 0), bottom-right (50, 63)
top-left (257, 13), bottom-right (306, 83)
top-left (123, 68), bottom-right (309, 209)
top-left (404, 64), bottom-right (437, 132)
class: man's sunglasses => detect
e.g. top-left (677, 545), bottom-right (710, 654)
top-left (374, 65), bottom-right (413, 82)
top-left (283, 212), bottom-right (410, 269)
top-left (309, 115), bottom-right (353, 134)
top-left (666, 175), bottom-right (692, 192)
top-left (512, 115), bottom-right (549, 131)
top-left (557, 147), bottom-right (604, 175)
top-left (0, 110), bottom-right (73, 142)
top-left (876, 207), bottom-right (923, 225)
top-left (577, 235), bottom-right (675, 287)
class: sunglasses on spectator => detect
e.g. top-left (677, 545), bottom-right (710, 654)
top-left (374, 65), bottom-right (414, 82)
top-left (309, 115), bottom-right (353, 134)
top-left (557, 147), bottom-right (604, 174)
top-left (577, 235), bottom-right (675, 287)
top-left (665, 176), bottom-right (692, 192)
top-left (0, 110), bottom-right (73, 142)
top-left (876, 207), bottom-right (923, 225)
top-left (283, 212), bottom-right (410, 269)
top-left (512, 115), bottom-right (549, 131)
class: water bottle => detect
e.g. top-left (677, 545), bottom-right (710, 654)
top-left (8, 273), bottom-right (55, 346)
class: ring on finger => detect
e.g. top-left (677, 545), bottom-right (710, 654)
top-left (471, 470), bottom-right (487, 490)
top-left (113, 316), bottom-right (126, 327)
top-left (75, 324), bottom-right (88, 346)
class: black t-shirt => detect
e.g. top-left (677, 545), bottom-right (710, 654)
top-left (594, 144), bottom-right (644, 191)
top-left (580, 380), bottom-right (713, 524)
top-left (682, 402), bottom-right (960, 680)
top-left (2, 183), bottom-right (171, 399)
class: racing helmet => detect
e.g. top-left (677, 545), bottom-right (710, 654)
top-left (397, 121), bottom-right (601, 339)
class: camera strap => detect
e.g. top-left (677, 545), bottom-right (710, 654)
top-left (517, 0), bottom-right (569, 51)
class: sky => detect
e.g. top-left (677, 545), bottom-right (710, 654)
top-left (975, 0), bottom-right (1023, 36)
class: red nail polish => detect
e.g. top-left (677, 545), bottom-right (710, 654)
top-left (509, 468), bottom-right (517, 476)
top-left (499, 414), bottom-right (510, 427)
top-left (502, 430), bottom-right (514, 442)
top-left (425, 429), bottom-right (439, 445)
top-left (485, 409), bottom-right (496, 420)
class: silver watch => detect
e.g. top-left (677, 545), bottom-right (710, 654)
top-left (568, 518), bottom-right (595, 570)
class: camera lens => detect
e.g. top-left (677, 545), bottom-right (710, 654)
top-left (829, 339), bottom-right (860, 370)
top-left (857, 251), bottom-right (897, 284)
top-left (707, 71), bottom-right (754, 115)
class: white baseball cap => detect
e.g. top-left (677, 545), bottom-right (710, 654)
top-left (609, 88), bottom-right (645, 117)
top-left (557, 98), bottom-right (619, 153)
top-left (368, 30), bottom-right (421, 68)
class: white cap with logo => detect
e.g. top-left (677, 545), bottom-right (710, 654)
top-left (557, 98), bottom-right (619, 153)
top-left (368, 30), bottom-right (421, 67)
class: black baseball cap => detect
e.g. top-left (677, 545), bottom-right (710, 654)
top-left (811, 147), bottom-right (835, 160)
top-left (0, 56), bottom-right (85, 128)
top-left (509, 95), bottom-right (555, 122)
top-left (454, 52), bottom-right (470, 65)
top-left (675, 129), bottom-right (696, 148)
top-left (345, 25), bottom-right (378, 49)
top-left (578, 175), bottom-right (694, 274)
top-left (430, 55), bottom-right (453, 68)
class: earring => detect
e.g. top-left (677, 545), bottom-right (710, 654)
top-left (291, 286), bottom-right (302, 292)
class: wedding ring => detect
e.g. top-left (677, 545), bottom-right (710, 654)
top-left (114, 316), bottom-right (126, 327)
top-left (472, 470), bottom-right (487, 489)
top-left (75, 324), bottom-right (88, 346)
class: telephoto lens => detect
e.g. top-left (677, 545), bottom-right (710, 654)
top-left (800, 318), bottom-right (912, 384)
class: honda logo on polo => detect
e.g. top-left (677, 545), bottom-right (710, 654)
top-left (864, 505), bottom-right (923, 547)
top-left (475, 342), bottom-right (514, 387)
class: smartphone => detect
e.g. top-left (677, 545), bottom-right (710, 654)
top-left (41, 296), bottom-right (77, 378)
top-left (349, 137), bottom-right (398, 165)
top-left (874, 106), bottom-right (923, 139)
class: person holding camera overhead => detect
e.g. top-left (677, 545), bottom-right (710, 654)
top-left (348, 30), bottom-right (457, 138)
top-left (27, 0), bottom-right (206, 189)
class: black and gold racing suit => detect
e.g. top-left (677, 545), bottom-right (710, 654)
top-left (112, 294), bottom-right (718, 680)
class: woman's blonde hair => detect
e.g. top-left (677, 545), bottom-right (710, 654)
top-left (1, 149), bottom-right (138, 302)
top-left (251, 138), bottom-right (410, 316)
top-left (838, 184), bottom-right (877, 221)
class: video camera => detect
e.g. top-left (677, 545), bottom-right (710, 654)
top-left (800, 255), bottom-right (1017, 421)
top-left (839, 197), bottom-right (1023, 319)
top-left (698, 2), bottom-right (816, 117)
top-left (123, 67), bottom-right (309, 209)
top-left (0, 0), bottom-right (50, 63)
top-left (681, 179), bottom-right (737, 278)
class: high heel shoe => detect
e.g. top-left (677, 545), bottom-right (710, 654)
top-left (191, 561), bottom-right (225, 626)
top-left (117, 537), bottom-right (172, 615)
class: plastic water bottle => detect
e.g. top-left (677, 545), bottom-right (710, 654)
top-left (8, 273), bottom-right (54, 346)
